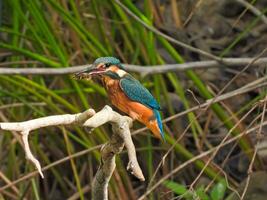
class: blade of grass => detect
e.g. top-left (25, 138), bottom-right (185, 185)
top-left (62, 127), bottom-right (84, 200)
top-left (46, 0), bottom-right (109, 56)
top-left (0, 43), bottom-right (61, 67)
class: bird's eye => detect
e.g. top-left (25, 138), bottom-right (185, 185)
top-left (104, 63), bottom-right (111, 68)
top-left (98, 63), bottom-right (110, 68)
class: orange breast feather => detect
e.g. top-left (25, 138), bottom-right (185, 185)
top-left (103, 77), bottom-right (161, 138)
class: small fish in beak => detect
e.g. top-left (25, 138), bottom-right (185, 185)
top-left (74, 64), bottom-right (106, 80)
top-left (74, 68), bottom-right (92, 80)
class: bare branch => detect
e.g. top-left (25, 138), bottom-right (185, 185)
top-left (0, 109), bottom-right (95, 178)
top-left (0, 106), bottom-right (144, 200)
top-left (0, 57), bottom-right (267, 75)
top-left (236, 0), bottom-right (267, 25)
top-left (0, 109), bottom-right (95, 131)
top-left (83, 106), bottom-right (144, 182)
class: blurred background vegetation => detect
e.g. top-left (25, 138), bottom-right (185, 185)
top-left (0, 0), bottom-right (267, 199)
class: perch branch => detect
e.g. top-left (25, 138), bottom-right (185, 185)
top-left (0, 106), bottom-right (144, 199)
top-left (0, 109), bottom-right (95, 178)
top-left (83, 106), bottom-right (144, 181)
top-left (0, 57), bottom-right (267, 75)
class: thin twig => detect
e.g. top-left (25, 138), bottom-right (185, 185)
top-left (240, 96), bottom-right (267, 199)
top-left (183, 0), bottom-right (204, 26)
top-left (203, 48), bottom-right (267, 113)
top-left (0, 171), bottom-right (19, 195)
top-left (138, 119), bottom-right (267, 200)
top-left (236, 0), bottom-right (267, 25)
top-left (189, 104), bottom-right (258, 189)
top-left (0, 60), bottom-right (40, 66)
top-left (0, 57), bottom-right (267, 75)
top-left (0, 109), bottom-right (96, 178)
top-left (0, 102), bottom-right (46, 110)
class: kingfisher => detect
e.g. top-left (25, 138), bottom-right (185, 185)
top-left (75, 57), bottom-right (164, 140)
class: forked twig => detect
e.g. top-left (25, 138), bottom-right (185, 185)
top-left (0, 106), bottom-right (144, 200)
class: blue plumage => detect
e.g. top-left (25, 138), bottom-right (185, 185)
top-left (120, 75), bottom-right (160, 110)
top-left (94, 57), bottom-right (124, 69)
top-left (120, 74), bottom-right (164, 139)
top-left (154, 109), bottom-right (164, 140)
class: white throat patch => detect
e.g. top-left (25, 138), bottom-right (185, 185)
top-left (117, 69), bottom-right (126, 77)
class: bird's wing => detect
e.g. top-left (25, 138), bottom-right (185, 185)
top-left (119, 75), bottom-right (160, 110)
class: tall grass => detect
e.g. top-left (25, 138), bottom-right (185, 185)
top-left (0, 0), bottom-right (266, 199)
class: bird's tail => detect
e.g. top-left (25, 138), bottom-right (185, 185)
top-left (153, 110), bottom-right (165, 141)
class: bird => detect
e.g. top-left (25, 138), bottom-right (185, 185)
top-left (75, 57), bottom-right (164, 140)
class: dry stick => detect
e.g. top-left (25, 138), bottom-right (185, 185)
top-left (170, 100), bottom-right (256, 197)
top-left (0, 60), bottom-right (40, 66)
top-left (0, 106), bottom-right (144, 200)
top-left (240, 96), bottom-right (267, 199)
top-left (183, 0), bottom-right (204, 26)
top-left (236, 0), bottom-right (267, 25)
top-left (92, 130), bottom-right (124, 200)
top-left (189, 104), bottom-right (258, 189)
top-left (205, 142), bottom-right (241, 199)
top-left (0, 109), bottom-right (96, 178)
top-left (231, 0), bottom-right (251, 30)
top-left (173, 79), bottom-right (267, 121)
top-left (0, 111), bottom-right (24, 147)
top-left (1, 57), bottom-right (267, 75)
top-left (83, 106), bottom-right (144, 181)
top-left (87, 106), bottom-right (144, 200)
top-left (0, 102), bottom-right (46, 110)
top-left (0, 52), bottom-right (13, 57)
top-left (0, 171), bottom-right (19, 195)
top-left (138, 120), bottom-right (267, 200)
top-left (0, 190), bottom-right (18, 200)
top-left (203, 48), bottom-right (267, 113)
top-left (154, 112), bottom-right (239, 199)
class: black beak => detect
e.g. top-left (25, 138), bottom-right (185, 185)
top-left (74, 67), bottom-right (93, 80)
top-left (74, 64), bottom-right (106, 80)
